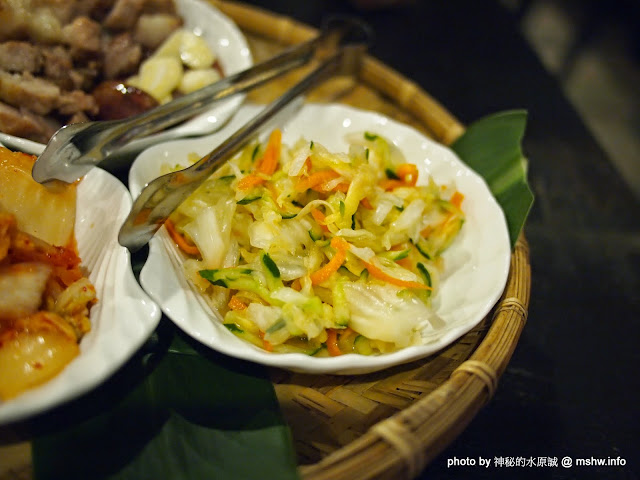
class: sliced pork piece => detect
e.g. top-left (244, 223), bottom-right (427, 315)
top-left (41, 45), bottom-right (76, 89)
top-left (0, 101), bottom-right (54, 144)
top-left (0, 41), bottom-right (43, 73)
top-left (69, 60), bottom-right (102, 91)
top-left (103, 0), bottom-right (146, 30)
top-left (0, 71), bottom-right (60, 115)
top-left (102, 32), bottom-right (142, 79)
top-left (73, 0), bottom-right (118, 22)
top-left (61, 16), bottom-right (102, 59)
top-left (141, 0), bottom-right (177, 14)
top-left (57, 89), bottom-right (99, 116)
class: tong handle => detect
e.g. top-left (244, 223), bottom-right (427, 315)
top-left (32, 16), bottom-right (369, 184)
top-left (118, 19), bottom-right (371, 251)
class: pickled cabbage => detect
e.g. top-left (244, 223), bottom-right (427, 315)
top-left (0, 148), bottom-right (95, 400)
top-left (164, 131), bottom-right (465, 356)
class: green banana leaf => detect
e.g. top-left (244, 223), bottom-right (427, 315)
top-left (451, 109), bottom-right (533, 247)
top-left (31, 109), bottom-right (533, 479)
top-left (32, 320), bottom-right (299, 480)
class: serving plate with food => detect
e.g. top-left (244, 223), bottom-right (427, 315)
top-left (0, 0), bottom-right (252, 155)
top-left (0, 145), bottom-right (161, 425)
top-left (129, 102), bottom-right (511, 374)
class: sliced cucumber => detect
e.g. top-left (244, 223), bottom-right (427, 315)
top-left (354, 335), bottom-right (374, 355)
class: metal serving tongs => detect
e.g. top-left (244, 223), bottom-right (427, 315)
top-left (30, 16), bottom-right (371, 185)
top-left (117, 18), bottom-right (371, 252)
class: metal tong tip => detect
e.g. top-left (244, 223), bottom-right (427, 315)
top-left (118, 17), bottom-right (371, 252)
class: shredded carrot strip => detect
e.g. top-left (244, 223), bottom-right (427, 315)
top-left (450, 191), bottom-right (465, 209)
top-left (380, 163), bottom-right (419, 190)
top-left (255, 129), bottom-right (281, 175)
top-left (237, 174), bottom-right (266, 190)
top-left (420, 225), bottom-right (433, 237)
top-left (326, 328), bottom-right (342, 356)
top-left (379, 179), bottom-right (405, 191)
top-left (396, 163), bottom-right (419, 186)
top-left (228, 295), bottom-right (247, 311)
top-left (330, 235), bottom-right (350, 251)
top-left (258, 331), bottom-right (273, 352)
top-left (302, 156), bottom-right (312, 174)
top-left (310, 208), bottom-right (330, 233)
top-left (360, 197), bottom-right (373, 210)
top-left (364, 261), bottom-right (432, 290)
top-left (165, 219), bottom-right (200, 255)
top-left (396, 257), bottom-right (412, 269)
top-left (311, 181), bottom-right (350, 194)
top-left (389, 244), bottom-right (413, 268)
top-left (296, 169), bottom-right (340, 192)
top-left (333, 182), bottom-right (350, 193)
top-left (310, 236), bottom-right (349, 285)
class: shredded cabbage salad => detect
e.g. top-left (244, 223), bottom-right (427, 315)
top-left (163, 129), bottom-right (465, 356)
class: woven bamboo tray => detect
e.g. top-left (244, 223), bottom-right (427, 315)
top-left (0, 2), bottom-right (531, 479)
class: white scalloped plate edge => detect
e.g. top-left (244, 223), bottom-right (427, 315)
top-left (132, 102), bottom-right (511, 375)
top-left (0, 167), bottom-right (161, 425)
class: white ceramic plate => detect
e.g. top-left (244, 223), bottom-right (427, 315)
top-left (0, 163), bottom-right (161, 425)
top-left (130, 103), bottom-right (511, 375)
top-left (0, 0), bottom-right (252, 157)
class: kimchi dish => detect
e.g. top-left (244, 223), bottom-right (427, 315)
top-left (0, 147), bottom-right (96, 400)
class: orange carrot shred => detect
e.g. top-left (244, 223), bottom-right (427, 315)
top-left (255, 129), bottom-right (281, 175)
top-left (310, 236), bottom-right (349, 285)
top-left (396, 163), bottom-right (419, 186)
top-left (364, 261), bottom-right (432, 290)
top-left (450, 191), bottom-right (465, 209)
top-left (237, 174), bottom-right (266, 190)
top-left (379, 179), bottom-right (405, 191)
top-left (258, 331), bottom-right (273, 352)
top-left (302, 156), bottom-right (312, 175)
top-left (396, 257), bottom-right (413, 269)
top-left (311, 181), bottom-right (350, 194)
top-left (333, 182), bottom-right (350, 193)
top-left (228, 295), bottom-right (247, 311)
top-left (310, 208), bottom-right (330, 233)
top-left (326, 328), bottom-right (342, 356)
top-left (360, 197), bottom-right (373, 209)
top-left (420, 225), bottom-right (433, 237)
top-left (296, 169), bottom-right (340, 192)
top-left (381, 163), bottom-right (419, 190)
top-left (165, 219), bottom-right (200, 255)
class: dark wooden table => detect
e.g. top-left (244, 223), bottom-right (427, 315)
top-left (237, 1), bottom-right (640, 479)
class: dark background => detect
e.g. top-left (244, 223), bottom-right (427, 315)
top-left (237, 1), bottom-right (640, 479)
